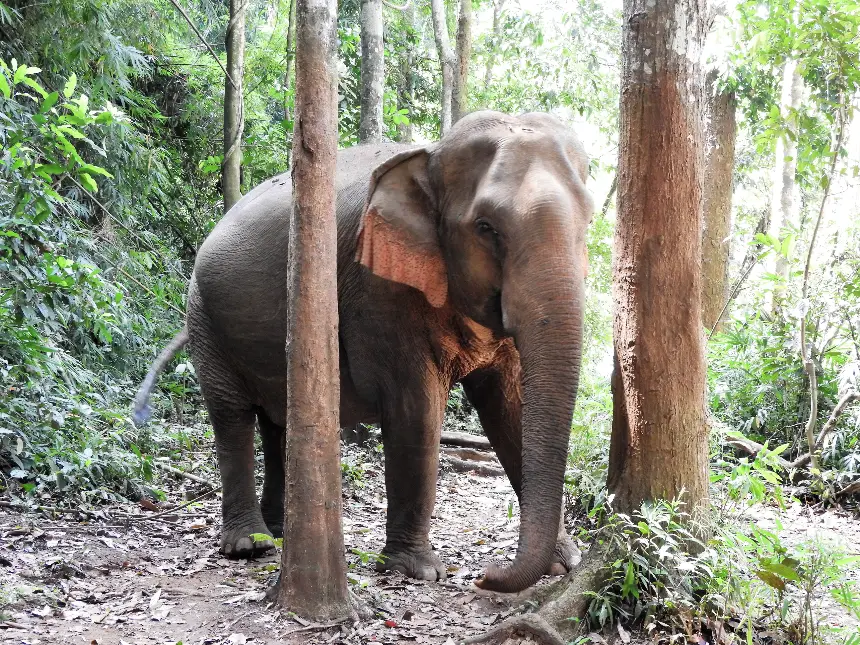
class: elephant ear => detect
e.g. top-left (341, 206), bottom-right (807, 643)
top-left (355, 148), bottom-right (447, 308)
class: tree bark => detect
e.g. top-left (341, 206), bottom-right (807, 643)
top-left (483, 0), bottom-right (505, 93)
top-left (452, 0), bottom-right (472, 124)
top-left (768, 52), bottom-right (803, 313)
top-left (359, 0), bottom-right (384, 142)
top-left (222, 0), bottom-right (246, 213)
top-left (279, 0), bottom-right (351, 622)
top-left (396, 1), bottom-right (415, 143)
top-left (701, 70), bottom-right (737, 331)
top-left (607, 0), bottom-right (710, 515)
top-left (430, 0), bottom-right (454, 134)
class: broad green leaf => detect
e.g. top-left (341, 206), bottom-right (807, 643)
top-left (0, 72), bottom-right (9, 98)
top-left (81, 163), bottom-right (113, 178)
top-left (759, 559), bottom-right (800, 582)
top-left (755, 570), bottom-right (786, 591)
top-left (39, 91), bottom-right (58, 113)
top-left (79, 172), bottom-right (98, 193)
top-left (63, 72), bottom-right (77, 98)
top-left (21, 75), bottom-right (47, 98)
top-left (12, 63), bottom-right (26, 84)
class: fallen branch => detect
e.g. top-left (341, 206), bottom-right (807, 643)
top-left (836, 480), bottom-right (860, 498)
top-left (153, 460), bottom-right (217, 488)
top-left (441, 431), bottom-right (491, 450)
top-left (727, 390), bottom-right (860, 472)
top-left (724, 436), bottom-right (792, 470)
top-left (442, 455), bottom-right (504, 477)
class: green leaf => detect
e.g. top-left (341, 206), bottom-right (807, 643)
top-left (40, 91), bottom-right (58, 113)
top-left (80, 163), bottom-right (113, 178)
top-left (759, 559), bottom-right (800, 582)
top-left (21, 75), bottom-right (47, 98)
top-left (755, 570), bottom-right (786, 591)
top-left (0, 72), bottom-right (9, 98)
top-left (79, 172), bottom-right (98, 193)
top-left (12, 63), bottom-right (26, 85)
top-left (63, 73), bottom-right (77, 98)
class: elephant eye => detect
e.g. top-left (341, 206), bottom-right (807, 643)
top-left (475, 220), bottom-right (498, 237)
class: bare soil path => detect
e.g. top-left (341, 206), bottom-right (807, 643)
top-left (3, 440), bottom-right (860, 645)
top-left (0, 442), bottom-right (558, 645)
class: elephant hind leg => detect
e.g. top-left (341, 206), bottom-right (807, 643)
top-left (257, 412), bottom-right (285, 538)
top-left (189, 316), bottom-right (274, 558)
top-left (207, 403), bottom-right (275, 558)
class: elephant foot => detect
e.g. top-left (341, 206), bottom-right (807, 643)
top-left (377, 544), bottom-right (446, 582)
top-left (220, 520), bottom-right (276, 558)
top-left (546, 534), bottom-right (581, 576)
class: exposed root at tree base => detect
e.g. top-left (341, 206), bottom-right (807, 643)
top-left (465, 548), bottom-right (608, 644)
top-left (461, 613), bottom-right (565, 645)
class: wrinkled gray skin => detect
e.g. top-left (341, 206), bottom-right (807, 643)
top-left (135, 111), bottom-right (593, 593)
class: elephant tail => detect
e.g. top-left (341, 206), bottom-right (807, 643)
top-left (132, 327), bottom-right (190, 427)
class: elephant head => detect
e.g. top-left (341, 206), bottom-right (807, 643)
top-left (356, 111), bottom-right (593, 593)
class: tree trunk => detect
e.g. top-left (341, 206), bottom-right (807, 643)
top-left (701, 70), bottom-right (737, 331)
top-left (278, 0), bottom-right (351, 622)
top-left (452, 0), bottom-right (472, 124)
top-left (430, 0), bottom-right (454, 134)
top-left (222, 0), bottom-right (246, 213)
top-left (396, 1), bottom-right (415, 143)
top-left (359, 0), bottom-right (384, 143)
top-left (283, 0), bottom-right (297, 126)
top-left (768, 38), bottom-right (803, 313)
top-left (483, 0), bottom-right (505, 93)
top-left (607, 0), bottom-right (710, 516)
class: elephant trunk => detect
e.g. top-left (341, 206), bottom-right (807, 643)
top-left (478, 251), bottom-right (584, 593)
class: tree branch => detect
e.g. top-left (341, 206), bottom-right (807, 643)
top-left (166, 0), bottom-right (238, 90)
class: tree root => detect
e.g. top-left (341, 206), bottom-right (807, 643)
top-left (465, 547), bottom-right (608, 644)
top-left (462, 613), bottom-right (565, 645)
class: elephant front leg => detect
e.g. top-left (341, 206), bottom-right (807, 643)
top-left (378, 382), bottom-right (448, 582)
top-left (462, 359), bottom-right (580, 576)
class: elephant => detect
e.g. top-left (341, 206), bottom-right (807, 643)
top-left (133, 110), bottom-right (593, 593)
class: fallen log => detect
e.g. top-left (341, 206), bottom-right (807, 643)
top-left (441, 446), bottom-right (498, 463)
top-left (441, 455), bottom-right (504, 477)
top-left (440, 431), bottom-right (491, 450)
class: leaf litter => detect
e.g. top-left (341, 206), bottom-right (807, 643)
top-left (0, 441), bottom-right (561, 644)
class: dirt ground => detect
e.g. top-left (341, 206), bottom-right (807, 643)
top-left (0, 442), bottom-right (567, 645)
top-left (2, 440), bottom-right (860, 645)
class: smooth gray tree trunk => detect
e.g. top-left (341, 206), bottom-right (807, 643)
top-left (223, 0), bottom-right (246, 213)
top-left (430, 0), bottom-right (454, 134)
top-left (483, 0), bottom-right (505, 92)
top-left (397, 1), bottom-right (415, 143)
top-left (452, 0), bottom-right (472, 124)
top-left (359, 0), bottom-right (384, 142)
